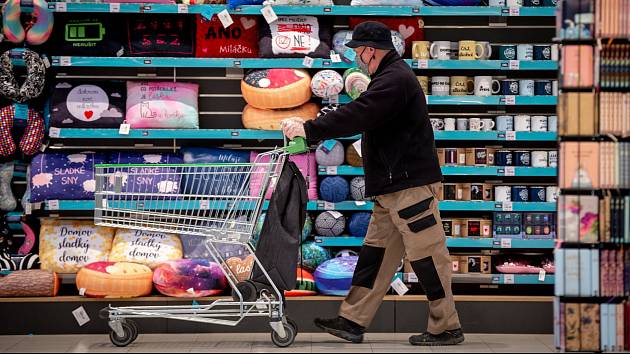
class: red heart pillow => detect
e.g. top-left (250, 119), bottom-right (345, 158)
top-left (196, 14), bottom-right (259, 58)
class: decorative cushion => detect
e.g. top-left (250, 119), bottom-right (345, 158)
top-left (242, 103), bottom-right (319, 130)
top-left (108, 229), bottom-right (183, 269)
top-left (320, 176), bottom-right (349, 203)
top-left (107, 153), bottom-right (183, 194)
top-left (346, 144), bottom-right (363, 167)
top-left (242, 69), bottom-right (312, 110)
top-left (76, 262), bottom-right (153, 298)
top-left (349, 17), bottom-right (425, 57)
top-left (126, 15), bottom-right (195, 57)
top-left (314, 256), bottom-right (358, 296)
top-left (225, 255), bottom-right (254, 282)
top-left (39, 219), bottom-right (115, 273)
top-left (316, 140), bottom-right (345, 167)
top-left (348, 212), bottom-right (371, 237)
top-left (315, 211), bottom-right (346, 237)
top-left (181, 147), bottom-right (250, 196)
top-left (46, 14), bottom-right (126, 56)
top-left (298, 242), bottom-right (331, 272)
top-left (50, 81), bottom-right (126, 128)
top-left (0, 270), bottom-right (59, 297)
top-left (343, 68), bottom-right (371, 100)
top-left (153, 259), bottom-right (227, 297)
top-left (285, 267), bottom-right (317, 297)
top-left (30, 152), bottom-right (105, 203)
top-left (249, 152), bottom-right (318, 200)
top-left (332, 30), bottom-right (354, 58)
top-left (311, 70), bottom-right (344, 99)
top-left (126, 81), bottom-right (199, 129)
top-left (258, 16), bottom-right (333, 58)
top-left (181, 235), bottom-right (249, 259)
top-left (196, 14), bottom-right (259, 58)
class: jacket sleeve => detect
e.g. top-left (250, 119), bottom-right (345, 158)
top-left (303, 73), bottom-right (409, 142)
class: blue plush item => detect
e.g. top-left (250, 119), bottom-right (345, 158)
top-left (320, 176), bottom-right (349, 203)
top-left (108, 153), bottom-right (183, 194)
top-left (181, 235), bottom-right (249, 260)
top-left (227, 0), bottom-right (265, 8)
top-left (348, 212), bottom-right (371, 237)
top-left (30, 152), bottom-right (106, 203)
top-left (298, 242), bottom-right (331, 272)
top-left (181, 147), bottom-right (251, 196)
top-left (314, 256), bottom-right (358, 296)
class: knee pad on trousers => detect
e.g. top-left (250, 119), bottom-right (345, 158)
top-left (410, 256), bottom-right (446, 301)
top-left (351, 245), bottom-right (385, 289)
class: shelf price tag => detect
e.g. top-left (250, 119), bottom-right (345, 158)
top-left (504, 95), bottom-right (516, 105)
top-left (504, 167), bottom-right (516, 176)
top-left (500, 238), bottom-right (512, 249)
top-left (109, 3), bottom-right (120, 12)
top-left (390, 277), bottom-right (409, 296)
top-left (505, 131), bottom-right (517, 141)
top-left (55, 2), bottom-right (67, 12)
top-left (72, 306), bottom-right (91, 327)
top-left (502, 201), bottom-right (513, 211)
top-left (177, 4), bottom-right (189, 13)
top-left (302, 56), bottom-right (315, 68)
top-left (324, 202), bottom-right (336, 211)
top-left (49, 127), bottom-right (61, 138)
top-left (329, 95), bottom-right (340, 105)
top-left (352, 139), bottom-right (363, 158)
top-left (330, 52), bottom-right (342, 63)
top-left (218, 9), bottom-right (234, 28)
top-left (47, 200), bottom-right (60, 211)
top-left (25, 203), bottom-right (32, 215)
top-left (417, 59), bottom-right (429, 69)
top-left (355, 201), bottom-right (367, 206)
top-left (326, 166), bottom-right (338, 175)
top-left (406, 273), bottom-right (419, 283)
top-left (261, 6), bottom-right (278, 24)
top-left (119, 122), bottom-right (131, 135)
top-left (509, 60), bottom-right (520, 70)
top-left (509, 7), bottom-right (520, 16)
top-left (503, 274), bottom-right (515, 284)
top-left (199, 200), bottom-right (210, 210)
top-left (539, 270), bottom-right (546, 282)
top-left (59, 56), bottom-right (72, 67)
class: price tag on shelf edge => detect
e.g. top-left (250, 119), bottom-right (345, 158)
top-left (329, 95), bottom-right (340, 105)
top-left (326, 166), bottom-right (338, 175)
top-left (55, 2), bottom-right (67, 12)
top-left (261, 6), bottom-right (278, 24)
top-left (503, 274), bottom-right (515, 285)
top-left (47, 200), bottom-right (60, 211)
top-left (109, 3), bottom-right (121, 12)
top-left (72, 306), bottom-right (91, 327)
top-left (49, 127), bottom-right (61, 138)
top-left (59, 56), bottom-right (71, 67)
top-left (355, 201), bottom-right (367, 206)
top-left (218, 9), bottom-right (234, 28)
top-left (352, 139), bottom-right (362, 158)
top-left (199, 200), bottom-right (210, 210)
top-left (177, 4), bottom-right (189, 13)
top-left (539, 270), bottom-right (547, 282)
top-left (505, 131), bottom-right (517, 141)
top-left (509, 60), bottom-right (520, 70)
top-left (417, 59), bottom-right (429, 69)
top-left (390, 278), bottom-right (409, 296)
top-left (330, 52), bottom-right (342, 63)
top-left (323, 202), bottom-right (336, 211)
top-left (504, 95), bottom-right (516, 105)
top-left (502, 201), bottom-right (513, 211)
top-left (504, 166), bottom-right (516, 176)
top-left (119, 122), bottom-right (131, 135)
top-left (302, 56), bottom-right (315, 68)
top-left (500, 238), bottom-right (512, 249)
top-left (509, 7), bottom-right (521, 16)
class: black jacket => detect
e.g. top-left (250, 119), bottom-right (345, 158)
top-left (304, 52), bottom-right (443, 197)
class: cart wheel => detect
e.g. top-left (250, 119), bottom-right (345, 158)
top-left (271, 321), bottom-right (297, 348)
top-left (233, 281), bottom-right (258, 302)
top-left (286, 317), bottom-right (298, 334)
top-left (109, 321), bottom-right (137, 347)
top-left (127, 320), bottom-right (139, 342)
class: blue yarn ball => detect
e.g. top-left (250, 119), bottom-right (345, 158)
top-left (320, 176), bottom-right (349, 203)
top-left (348, 212), bottom-right (371, 237)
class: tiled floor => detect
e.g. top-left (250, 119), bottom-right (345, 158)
top-left (0, 333), bottom-right (555, 353)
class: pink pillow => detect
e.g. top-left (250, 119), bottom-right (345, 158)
top-left (126, 81), bottom-right (199, 129)
top-left (249, 152), bottom-right (317, 200)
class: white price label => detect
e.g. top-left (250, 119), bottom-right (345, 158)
top-left (539, 270), bottom-right (547, 282)
top-left (178, 4), bottom-right (189, 13)
top-left (506, 131), bottom-right (517, 141)
top-left (503, 274), bottom-right (515, 284)
top-left (509, 7), bottom-right (520, 16)
top-left (355, 201), bottom-right (367, 206)
top-left (324, 202), bottom-right (336, 211)
top-left (25, 203), bottom-right (32, 215)
top-left (218, 9), bottom-right (234, 28)
top-left (199, 200), bottom-right (210, 210)
top-left (59, 56), bottom-right (71, 67)
top-left (502, 201), bottom-right (513, 211)
top-left (42, 56), bottom-right (51, 68)
top-left (390, 278), bottom-right (409, 296)
top-left (417, 59), bottom-right (429, 69)
top-left (504, 167), bottom-right (516, 176)
top-left (326, 166), bottom-right (338, 175)
top-left (509, 60), bottom-right (520, 70)
top-left (352, 139), bottom-right (362, 158)
top-left (504, 95), bottom-right (516, 105)
top-left (109, 3), bottom-right (120, 12)
top-left (261, 5), bottom-right (278, 24)
top-left (119, 123), bottom-right (131, 135)
top-left (330, 53), bottom-right (342, 63)
top-left (79, 288), bottom-right (86, 296)
top-left (32, 202), bottom-right (42, 211)
top-left (500, 238), bottom-right (512, 249)
top-left (406, 273), bottom-right (419, 283)
top-left (302, 56), bottom-right (315, 68)
top-left (47, 200), bottom-right (60, 211)
top-left (49, 127), bottom-right (61, 138)
top-left (55, 2), bottom-right (68, 12)
top-left (101, 198), bottom-right (108, 209)
top-left (72, 306), bottom-right (91, 327)
top-left (328, 95), bottom-right (340, 105)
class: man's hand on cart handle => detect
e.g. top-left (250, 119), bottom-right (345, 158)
top-left (281, 118), bottom-right (306, 140)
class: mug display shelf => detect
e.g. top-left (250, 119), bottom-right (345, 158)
top-left (319, 165), bottom-right (558, 177)
top-left (314, 236), bottom-right (555, 248)
top-left (329, 95), bottom-right (558, 105)
top-left (47, 2), bottom-right (557, 17)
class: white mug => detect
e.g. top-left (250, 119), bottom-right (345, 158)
top-left (474, 76), bottom-right (494, 97)
top-left (531, 151), bottom-right (549, 167)
top-left (430, 41), bottom-right (452, 60)
top-left (477, 42), bottom-right (493, 60)
top-left (553, 80), bottom-right (559, 96)
top-left (469, 118), bottom-right (486, 131)
top-left (548, 151), bottom-right (558, 167)
top-left (444, 118), bottom-right (457, 131)
top-left (507, 0), bottom-right (522, 6)
top-left (495, 186), bottom-right (512, 202)
top-left (514, 115), bottom-right (531, 132)
top-left (519, 80), bottom-right (535, 96)
top-left (531, 116), bottom-right (548, 132)
top-left (546, 186), bottom-right (558, 202)
top-left (517, 44), bottom-right (534, 61)
top-left (551, 44), bottom-right (560, 61)
top-left (548, 116), bottom-right (558, 132)
top-left (489, 0), bottom-right (506, 5)
top-left (457, 118), bottom-right (470, 131)
top-left (482, 118), bottom-right (496, 131)
top-left (432, 76), bottom-right (451, 96)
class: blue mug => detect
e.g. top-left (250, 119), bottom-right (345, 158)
top-left (496, 116), bottom-right (514, 131)
top-left (511, 186), bottom-right (529, 202)
top-left (534, 45), bottom-right (552, 60)
top-left (514, 151), bottom-right (531, 166)
top-left (535, 80), bottom-right (553, 96)
top-left (529, 186), bottom-right (547, 202)
top-left (498, 45), bottom-right (518, 61)
top-left (495, 150), bottom-right (514, 166)
top-left (492, 79), bottom-right (520, 96)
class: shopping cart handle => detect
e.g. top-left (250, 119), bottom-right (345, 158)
top-left (285, 137), bottom-right (308, 155)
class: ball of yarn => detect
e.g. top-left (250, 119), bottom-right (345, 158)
top-left (316, 140), bottom-right (345, 167)
top-left (298, 242), bottom-right (332, 272)
top-left (320, 176), bottom-right (349, 203)
top-left (311, 70), bottom-right (344, 98)
top-left (343, 68), bottom-right (371, 101)
top-left (348, 212), bottom-right (371, 237)
top-left (350, 177), bottom-right (367, 201)
top-left (315, 211), bottom-right (346, 237)
top-left (346, 144), bottom-right (363, 167)
top-left (318, 104), bottom-right (341, 118)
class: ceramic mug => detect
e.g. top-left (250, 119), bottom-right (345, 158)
top-left (444, 118), bottom-right (457, 131)
top-left (431, 118), bottom-right (445, 131)
top-left (512, 186), bottom-right (529, 202)
top-left (482, 118), bottom-right (496, 131)
top-left (451, 76), bottom-right (475, 96)
top-left (498, 45), bottom-right (518, 60)
top-left (524, 0), bottom-right (542, 6)
top-left (534, 45), bottom-right (552, 60)
top-left (529, 186), bottom-right (547, 202)
top-left (495, 186), bottom-right (512, 202)
top-left (432, 76), bottom-right (451, 96)
top-left (417, 76), bottom-right (430, 95)
top-left (548, 151), bottom-right (558, 167)
top-left (548, 116), bottom-right (558, 132)
top-left (519, 79), bottom-right (535, 96)
top-left (507, 0), bottom-right (523, 6)
top-left (456, 118), bottom-right (470, 131)
top-left (495, 150), bottom-right (515, 166)
top-left (430, 41), bottom-right (452, 60)
top-left (517, 44), bottom-right (534, 61)
top-left (437, 148), bottom-right (446, 165)
top-left (459, 40), bottom-right (485, 60)
top-left (489, 0), bottom-right (506, 5)
top-left (477, 42), bottom-right (493, 60)
top-left (534, 80), bottom-right (553, 96)
top-left (474, 76), bottom-right (494, 97)
top-left (531, 116), bottom-right (548, 132)
top-left (412, 41), bottom-right (431, 60)
top-left (469, 118), bottom-right (486, 132)
top-left (531, 151), bottom-right (549, 167)
top-left (546, 186), bottom-right (558, 202)
top-left (551, 44), bottom-right (560, 61)
top-left (514, 115), bottom-right (531, 131)
top-left (493, 79), bottom-right (520, 96)
top-left (514, 151), bottom-right (531, 166)
top-left (496, 115), bottom-right (514, 131)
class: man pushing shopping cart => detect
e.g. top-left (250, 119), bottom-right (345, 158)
top-left (282, 21), bottom-right (464, 347)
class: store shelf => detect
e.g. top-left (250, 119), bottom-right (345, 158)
top-left (319, 165), bottom-right (558, 177)
top-left (50, 57), bottom-right (558, 70)
top-left (47, 3), bottom-right (557, 17)
top-left (451, 274), bottom-right (554, 285)
top-left (330, 95), bottom-right (559, 105)
top-left (314, 236), bottom-right (555, 248)
top-left (50, 128), bottom-right (557, 141)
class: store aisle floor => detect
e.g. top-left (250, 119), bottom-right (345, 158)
top-left (0, 333), bottom-right (554, 353)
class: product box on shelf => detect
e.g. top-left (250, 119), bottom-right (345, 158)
top-left (524, 213), bottom-right (556, 239)
top-left (493, 212), bottom-right (524, 239)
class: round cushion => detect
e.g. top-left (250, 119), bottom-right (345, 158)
top-left (316, 140), bottom-right (345, 167)
top-left (241, 69), bottom-right (312, 109)
top-left (314, 256), bottom-right (358, 296)
top-left (298, 242), bottom-right (331, 272)
top-left (311, 70), bottom-right (344, 98)
top-left (318, 104), bottom-right (340, 118)
top-left (108, 229), bottom-right (183, 269)
top-left (343, 68), bottom-right (371, 101)
top-left (153, 259), bottom-right (227, 298)
top-left (346, 144), bottom-right (363, 167)
top-left (76, 262), bottom-right (153, 298)
top-left (332, 30), bottom-right (353, 57)
top-left (285, 267), bottom-right (317, 297)
top-left (315, 211), bottom-right (346, 237)
top-left (348, 212), bottom-right (371, 237)
top-left (320, 176), bottom-right (349, 203)
top-left (350, 177), bottom-right (367, 201)
top-left (242, 103), bottom-right (319, 130)
top-left (225, 255), bottom-right (254, 282)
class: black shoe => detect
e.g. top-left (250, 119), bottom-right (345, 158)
top-left (314, 317), bottom-right (365, 344)
top-left (409, 328), bottom-right (465, 346)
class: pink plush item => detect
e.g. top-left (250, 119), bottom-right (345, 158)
top-left (126, 81), bottom-right (199, 129)
top-left (496, 263), bottom-right (543, 274)
top-left (249, 152), bottom-right (317, 200)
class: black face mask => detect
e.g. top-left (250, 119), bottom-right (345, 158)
top-left (357, 47), bottom-right (374, 74)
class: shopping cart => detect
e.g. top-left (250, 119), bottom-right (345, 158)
top-left (93, 138), bottom-right (308, 348)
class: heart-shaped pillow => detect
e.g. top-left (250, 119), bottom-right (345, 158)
top-left (225, 255), bottom-right (254, 282)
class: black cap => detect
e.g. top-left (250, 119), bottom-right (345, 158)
top-left (346, 21), bottom-right (395, 51)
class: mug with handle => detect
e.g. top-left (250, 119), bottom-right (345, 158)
top-left (413, 41), bottom-right (431, 60)
top-left (474, 76), bottom-right (494, 97)
top-left (482, 118), bottom-right (496, 131)
top-left (430, 41), bottom-right (452, 60)
top-left (432, 76), bottom-right (451, 96)
top-left (469, 118), bottom-right (486, 131)
top-left (492, 79), bottom-right (520, 96)
top-left (451, 76), bottom-right (475, 96)
top-left (477, 42), bottom-right (492, 60)
top-left (459, 40), bottom-right (484, 60)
